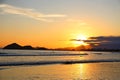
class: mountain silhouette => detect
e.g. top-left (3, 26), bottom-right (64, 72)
top-left (3, 43), bottom-right (48, 50)
top-left (3, 43), bottom-right (22, 49)
top-left (22, 45), bottom-right (34, 49)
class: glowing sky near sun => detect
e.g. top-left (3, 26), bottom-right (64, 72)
top-left (0, 0), bottom-right (120, 48)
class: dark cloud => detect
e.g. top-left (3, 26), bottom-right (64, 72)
top-left (87, 36), bottom-right (120, 49)
top-left (89, 36), bottom-right (120, 42)
top-left (70, 36), bottom-right (120, 49)
top-left (87, 36), bottom-right (120, 43)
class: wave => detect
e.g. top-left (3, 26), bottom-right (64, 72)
top-left (0, 52), bottom-right (88, 56)
top-left (0, 59), bottom-right (120, 66)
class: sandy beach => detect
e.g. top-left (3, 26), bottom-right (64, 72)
top-left (0, 62), bottom-right (120, 80)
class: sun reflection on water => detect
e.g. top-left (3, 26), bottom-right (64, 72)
top-left (74, 63), bottom-right (92, 80)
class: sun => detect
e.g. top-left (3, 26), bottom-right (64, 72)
top-left (76, 35), bottom-right (87, 40)
top-left (72, 34), bottom-right (88, 47)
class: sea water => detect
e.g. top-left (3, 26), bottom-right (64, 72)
top-left (0, 49), bottom-right (120, 80)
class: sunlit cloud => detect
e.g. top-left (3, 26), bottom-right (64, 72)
top-left (0, 4), bottom-right (67, 22)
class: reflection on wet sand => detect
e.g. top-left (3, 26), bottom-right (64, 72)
top-left (0, 62), bottom-right (120, 80)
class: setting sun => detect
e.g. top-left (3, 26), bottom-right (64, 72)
top-left (72, 35), bottom-right (88, 47)
top-left (76, 35), bottom-right (87, 40)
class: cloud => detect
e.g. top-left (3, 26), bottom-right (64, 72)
top-left (70, 39), bottom-right (81, 41)
top-left (0, 4), bottom-right (67, 22)
top-left (70, 36), bottom-right (120, 49)
top-left (87, 36), bottom-right (120, 43)
top-left (87, 36), bottom-right (120, 49)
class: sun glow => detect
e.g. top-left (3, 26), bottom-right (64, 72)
top-left (72, 34), bottom-right (88, 47)
top-left (76, 35), bottom-right (87, 40)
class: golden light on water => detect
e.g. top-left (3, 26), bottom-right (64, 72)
top-left (79, 64), bottom-right (84, 78)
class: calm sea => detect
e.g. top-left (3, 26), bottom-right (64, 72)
top-left (0, 49), bottom-right (120, 80)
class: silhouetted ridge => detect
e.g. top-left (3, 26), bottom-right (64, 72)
top-left (3, 43), bottom-right (48, 50)
top-left (36, 47), bottom-right (48, 50)
top-left (3, 43), bottom-right (22, 49)
top-left (22, 45), bottom-right (34, 50)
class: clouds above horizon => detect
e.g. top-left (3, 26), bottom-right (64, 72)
top-left (88, 36), bottom-right (120, 43)
top-left (0, 4), bottom-right (67, 22)
top-left (71, 36), bottom-right (120, 49)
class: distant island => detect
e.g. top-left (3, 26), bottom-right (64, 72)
top-left (2, 43), bottom-right (120, 52)
top-left (3, 43), bottom-right (48, 50)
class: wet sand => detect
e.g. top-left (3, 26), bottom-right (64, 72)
top-left (0, 62), bottom-right (120, 80)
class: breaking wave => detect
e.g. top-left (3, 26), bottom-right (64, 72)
top-left (0, 59), bottom-right (120, 66)
top-left (0, 52), bottom-right (88, 56)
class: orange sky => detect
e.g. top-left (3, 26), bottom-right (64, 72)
top-left (0, 0), bottom-right (120, 48)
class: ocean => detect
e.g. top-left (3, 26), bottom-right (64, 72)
top-left (0, 49), bottom-right (120, 80)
